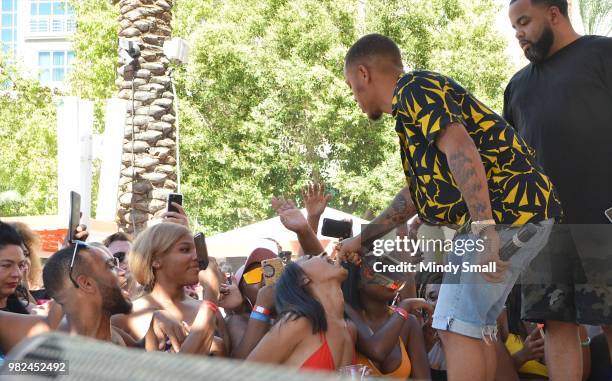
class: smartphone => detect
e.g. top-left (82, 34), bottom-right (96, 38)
top-left (194, 232), bottom-right (209, 270)
top-left (605, 207), bottom-right (612, 223)
top-left (68, 191), bottom-right (81, 243)
top-left (321, 218), bottom-right (353, 239)
top-left (167, 193), bottom-right (183, 213)
top-left (261, 257), bottom-right (284, 286)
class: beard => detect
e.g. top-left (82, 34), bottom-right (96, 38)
top-left (99, 280), bottom-right (133, 315)
top-left (524, 26), bottom-right (554, 63)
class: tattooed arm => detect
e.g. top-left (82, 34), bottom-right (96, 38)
top-left (436, 123), bottom-right (508, 282)
top-left (337, 186), bottom-right (416, 257)
top-left (436, 122), bottom-right (493, 222)
top-left (361, 186), bottom-right (417, 244)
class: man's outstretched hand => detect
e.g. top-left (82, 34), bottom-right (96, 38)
top-left (334, 235), bottom-right (363, 264)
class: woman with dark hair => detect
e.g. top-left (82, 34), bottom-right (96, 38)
top-left (343, 260), bottom-right (432, 379)
top-left (0, 220), bottom-right (29, 365)
top-left (247, 253), bottom-right (356, 371)
top-left (0, 221), bottom-right (29, 315)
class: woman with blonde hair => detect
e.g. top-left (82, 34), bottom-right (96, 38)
top-left (111, 222), bottom-right (223, 355)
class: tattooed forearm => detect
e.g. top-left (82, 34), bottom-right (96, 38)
top-left (447, 149), bottom-right (492, 221)
top-left (360, 186), bottom-right (417, 244)
top-left (384, 190), bottom-right (414, 224)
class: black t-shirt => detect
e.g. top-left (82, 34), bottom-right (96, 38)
top-left (504, 35), bottom-right (612, 224)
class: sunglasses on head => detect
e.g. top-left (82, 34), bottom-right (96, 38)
top-left (243, 267), bottom-right (263, 285)
top-left (69, 241), bottom-right (121, 289)
top-left (69, 241), bottom-right (90, 288)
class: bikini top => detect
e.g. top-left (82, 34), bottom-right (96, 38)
top-left (300, 327), bottom-right (356, 372)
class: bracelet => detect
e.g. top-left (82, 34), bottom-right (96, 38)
top-left (393, 307), bottom-right (409, 320)
top-left (250, 311), bottom-right (271, 323)
top-left (203, 300), bottom-right (219, 314)
top-left (581, 337), bottom-right (591, 347)
top-left (471, 219), bottom-right (496, 236)
top-left (252, 305), bottom-right (270, 316)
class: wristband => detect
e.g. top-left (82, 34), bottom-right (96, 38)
top-left (252, 305), bottom-right (270, 316)
top-left (393, 307), bottom-right (409, 320)
top-left (250, 311), bottom-right (271, 323)
top-left (203, 300), bottom-right (219, 314)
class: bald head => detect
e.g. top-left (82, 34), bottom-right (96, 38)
top-left (344, 34), bottom-right (403, 71)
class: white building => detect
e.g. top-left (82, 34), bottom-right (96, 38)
top-left (1, 0), bottom-right (76, 87)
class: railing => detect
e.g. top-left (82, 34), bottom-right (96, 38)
top-left (29, 15), bottom-right (76, 34)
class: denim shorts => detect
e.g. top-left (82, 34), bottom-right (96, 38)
top-left (431, 219), bottom-right (554, 340)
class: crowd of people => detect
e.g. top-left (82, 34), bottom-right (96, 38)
top-left (1, 0), bottom-right (611, 380)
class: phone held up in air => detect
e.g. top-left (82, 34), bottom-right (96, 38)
top-left (194, 232), bottom-right (209, 270)
top-left (167, 193), bottom-right (183, 213)
top-left (68, 191), bottom-right (81, 243)
top-left (321, 218), bottom-right (353, 240)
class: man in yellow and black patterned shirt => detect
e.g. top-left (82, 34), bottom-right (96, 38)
top-left (393, 70), bottom-right (562, 226)
top-left (338, 34), bottom-right (561, 381)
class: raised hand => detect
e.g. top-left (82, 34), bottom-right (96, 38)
top-left (219, 275), bottom-right (243, 311)
top-left (303, 183), bottom-right (331, 218)
top-left (160, 202), bottom-right (189, 227)
top-left (271, 196), bottom-right (309, 234)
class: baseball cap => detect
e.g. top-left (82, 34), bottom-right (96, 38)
top-left (235, 247), bottom-right (277, 283)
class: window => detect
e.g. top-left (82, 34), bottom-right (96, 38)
top-left (30, 0), bottom-right (75, 34)
top-left (0, 0), bottom-right (16, 57)
top-left (38, 50), bottom-right (75, 84)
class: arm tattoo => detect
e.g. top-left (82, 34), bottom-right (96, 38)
top-left (383, 191), bottom-right (413, 225)
top-left (447, 150), bottom-right (492, 220)
top-left (361, 187), bottom-right (416, 245)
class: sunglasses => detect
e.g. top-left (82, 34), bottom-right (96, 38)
top-left (362, 266), bottom-right (406, 291)
top-left (113, 251), bottom-right (126, 263)
top-left (243, 267), bottom-right (263, 285)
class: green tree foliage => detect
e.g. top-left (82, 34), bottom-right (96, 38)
top-left (367, 0), bottom-right (511, 111)
top-left (578, 0), bottom-right (612, 36)
top-left (0, 63), bottom-right (58, 216)
top-left (173, 0), bottom-right (512, 232)
top-left (2, 0), bottom-right (513, 234)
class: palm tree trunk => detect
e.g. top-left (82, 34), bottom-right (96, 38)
top-left (114, 0), bottom-right (176, 234)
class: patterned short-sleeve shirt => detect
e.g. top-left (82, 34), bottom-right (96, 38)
top-left (392, 71), bottom-right (562, 226)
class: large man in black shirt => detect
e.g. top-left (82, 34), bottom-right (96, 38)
top-left (505, 0), bottom-right (612, 380)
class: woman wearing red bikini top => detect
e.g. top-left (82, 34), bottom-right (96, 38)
top-left (247, 253), bottom-right (356, 372)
